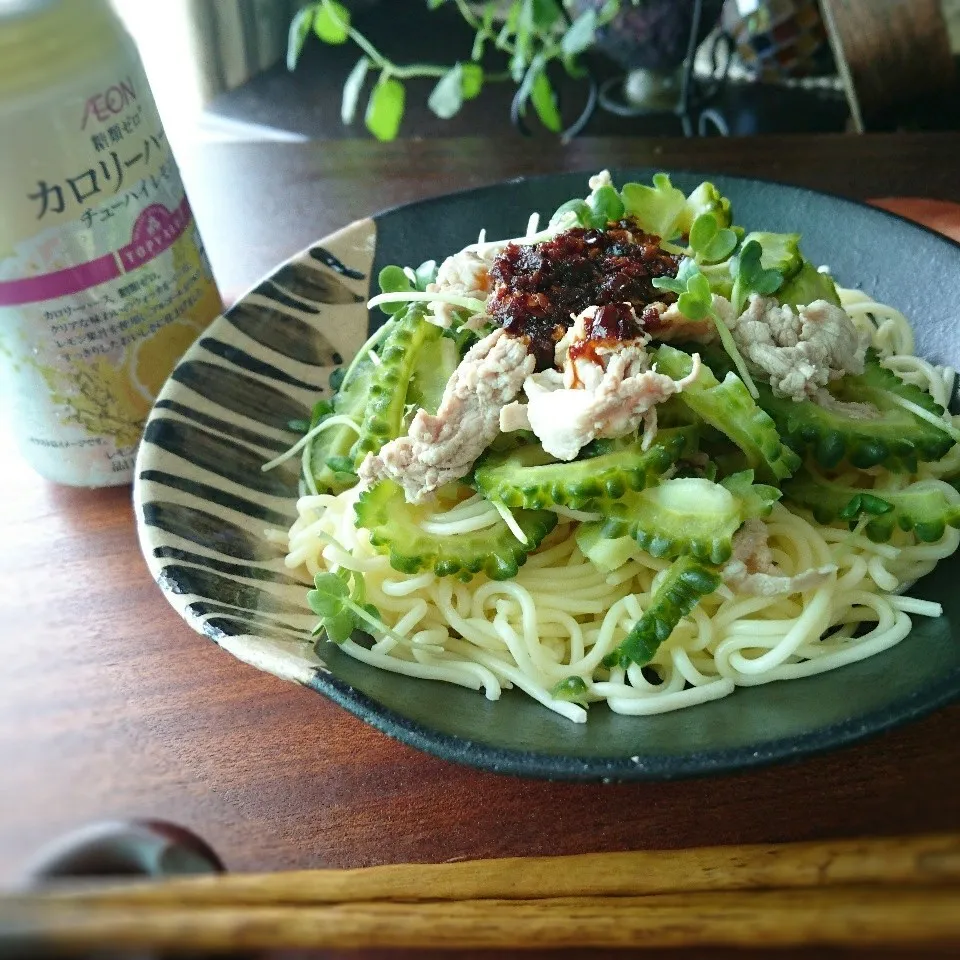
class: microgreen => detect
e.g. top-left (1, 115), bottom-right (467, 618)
top-left (375, 262), bottom-right (439, 315)
top-left (688, 213), bottom-right (738, 265)
top-left (730, 239), bottom-right (784, 315)
top-left (653, 258), bottom-right (760, 399)
top-left (307, 570), bottom-right (400, 646)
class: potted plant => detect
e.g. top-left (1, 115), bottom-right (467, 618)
top-left (287, 0), bottom-right (722, 140)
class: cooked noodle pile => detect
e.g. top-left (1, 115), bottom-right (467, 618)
top-left (270, 289), bottom-right (957, 722)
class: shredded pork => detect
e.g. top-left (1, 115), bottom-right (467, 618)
top-left (358, 329), bottom-right (533, 504)
top-left (727, 296), bottom-right (868, 402)
top-left (723, 519), bottom-right (836, 597)
top-left (500, 305), bottom-right (701, 461)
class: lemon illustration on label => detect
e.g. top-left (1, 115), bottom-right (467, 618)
top-left (128, 317), bottom-right (204, 402)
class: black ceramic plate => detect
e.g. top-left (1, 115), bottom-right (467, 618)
top-left (134, 170), bottom-right (960, 780)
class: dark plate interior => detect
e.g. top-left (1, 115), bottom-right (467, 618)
top-left (141, 169), bottom-right (960, 780)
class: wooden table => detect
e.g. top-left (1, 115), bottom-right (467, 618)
top-left (3, 133), bottom-right (960, 958)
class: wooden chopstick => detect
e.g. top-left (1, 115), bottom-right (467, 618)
top-left (22, 831), bottom-right (960, 905)
top-left (7, 886), bottom-right (960, 951)
top-left (3, 834), bottom-right (960, 952)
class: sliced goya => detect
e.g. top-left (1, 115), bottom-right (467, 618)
top-left (355, 481), bottom-right (557, 581)
top-left (309, 354), bottom-right (376, 494)
top-left (349, 306), bottom-right (443, 465)
top-left (408, 335), bottom-right (458, 415)
top-left (596, 472), bottom-right (780, 565)
top-left (607, 556), bottom-right (722, 668)
top-left (473, 428), bottom-right (696, 512)
top-left (654, 345), bottom-right (801, 482)
top-left (755, 354), bottom-right (955, 473)
top-left (784, 467), bottom-right (960, 543)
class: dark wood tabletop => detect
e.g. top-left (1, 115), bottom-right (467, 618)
top-left (3, 132), bottom-right (960, 958)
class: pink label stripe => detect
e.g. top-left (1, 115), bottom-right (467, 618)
top-left (0, 254), bottom-right (120, 307)
top-left (0, 196), bottom-right (193, 308)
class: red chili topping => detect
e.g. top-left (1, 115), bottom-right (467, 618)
top-left (488, 218), bottom-right (679, 368)
top-left (567, 303), bottom-right (643, 374)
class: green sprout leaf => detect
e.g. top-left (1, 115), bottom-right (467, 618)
top-left (689, 213), bottom-right (738, 264)
top-left (654, 258), bottom-right (760, 399)
top-left (307, 570), bottom-right (394, 646)
top-left (376, 264), bottom-right (415, 314)
top-left (587, 185), bottom-right (625, 227)
top-left (286, 5), bottom-right (314, 71)
top-left (550, 198), bottom-right (591, 228)
top-left (314, 0), bottom-right (350, 43)
top-left (428, 63), bottom-right (464, 119)
top-left (307, 572), bottom-right (349, 617)
top-left (365, 76), bottom-right (405, 141)
top-left (341, 56), bottom-right (370, 124)
top-left (731, 239), bottom-right (785, 314)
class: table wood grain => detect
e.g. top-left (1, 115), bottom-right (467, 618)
top-left (2, 133), bottom-right (960, 958)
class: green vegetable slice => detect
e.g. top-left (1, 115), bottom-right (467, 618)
top-left (654, 345), bottom-right (801, 482)
top-left (355, 481), bottom-right (557, 581)
top-left (597, 472), bottom-right (780, 565)
top-left (608, 557), bottom-right (722, 668)
top-left (349, 305), bottom-right (443, 465)
top-left (777, 261), bottom-right (841, 309)
top-left (309, 355), bottom-right (374, 494)
top-left (755, 353), bottom-right (956, 473)
top-left (473, 428), bottom-right (695, 511)
top-left (408, 335), bottom-right (458, 415)
top-left (784, 467), bottom-right (960, 543)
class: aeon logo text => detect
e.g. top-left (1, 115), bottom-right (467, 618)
top-left (81, 77), bottom-right (136, 129)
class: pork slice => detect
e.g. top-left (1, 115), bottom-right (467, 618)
top-left (523, 350), bottom-right (701, 461)
top-left (728, 296), bottom-right (869, 402)
top-left (723, 518), bottom-right (836, 597)
top-left (359, 329), bottom-right (534, 504)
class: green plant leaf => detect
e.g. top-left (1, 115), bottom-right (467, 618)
top-left (472, 5), bottom-right (496, 60)
top-left (597, 0), bottom-right (621, 26)
top-left (286, 5), bottom-right (314, 71)
top-left (461, 63), bottom-right (484, 99)
top-left (427, 0), bottom-right (447, 8)
top-left (365, 76), bottom-right (405, 141)
top-left (532, 0), bottom-right (563, 30)
top-left (341, 56), bottom-right (370, 124)
top-left (530, 70), bottom-right (561, 132)
top-left (561, 9), bottom-right (597, 57)
top-left (428, 63), bottom-right (464, 119)
top-left (314, 0), bottom-right (350, 44)
top-left (511, 0), bottom-right (535, 81)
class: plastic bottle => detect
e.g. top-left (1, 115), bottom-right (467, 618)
top-left (0, 0), bottom-right (222, 486)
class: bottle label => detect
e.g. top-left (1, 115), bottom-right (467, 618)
top-left (0, 58), bottom-right (221, 486)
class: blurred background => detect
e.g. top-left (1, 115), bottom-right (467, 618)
top-left (116, 0), bottom-right (960, 155)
